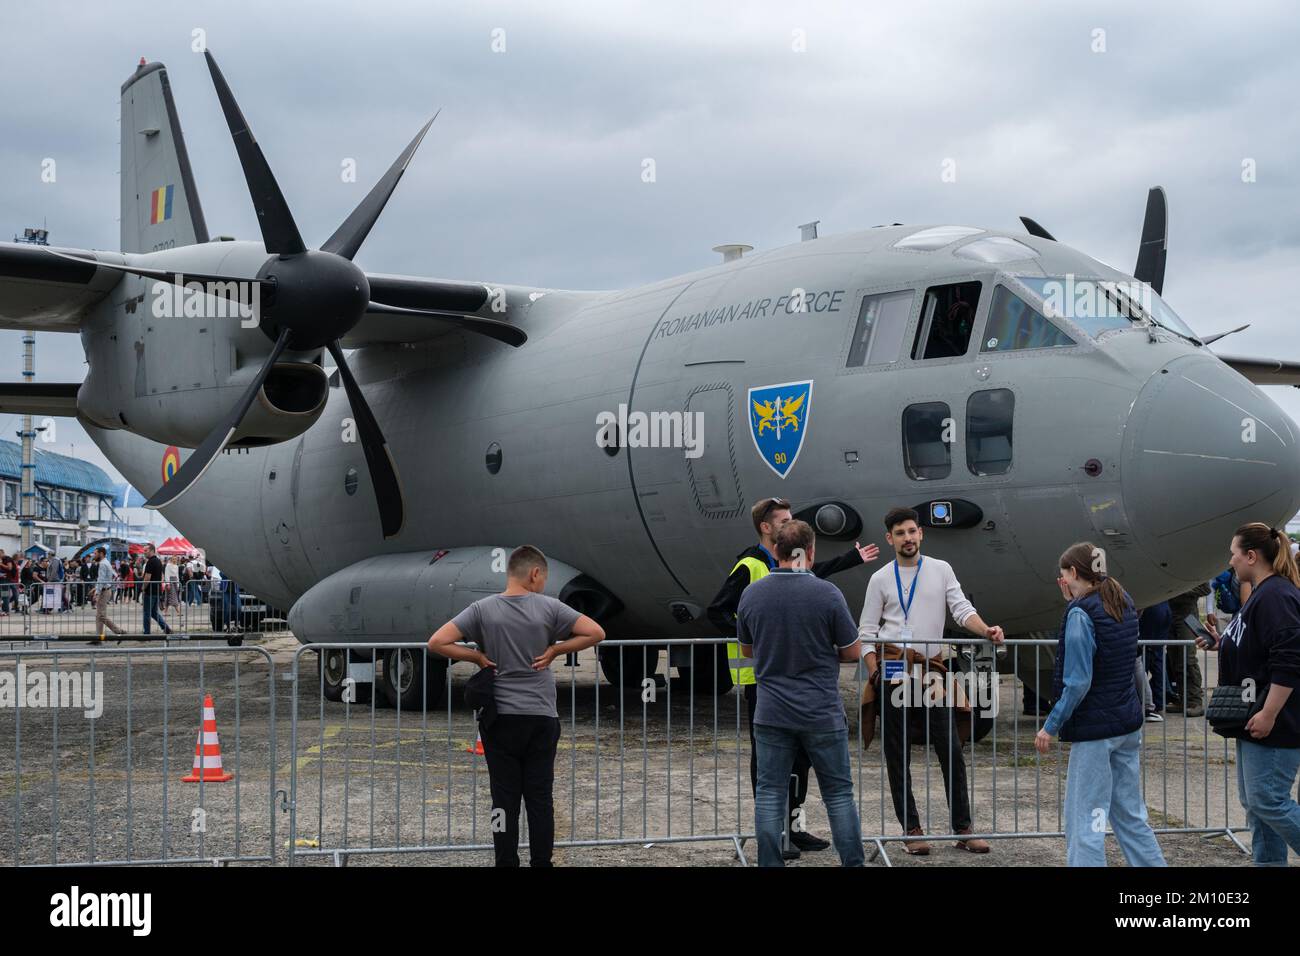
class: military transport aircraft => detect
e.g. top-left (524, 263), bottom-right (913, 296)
top-left (3, 54), bottom-right (1299, 709)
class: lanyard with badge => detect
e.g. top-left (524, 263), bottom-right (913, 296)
top-left (885, 557), bottom-right (923, 682)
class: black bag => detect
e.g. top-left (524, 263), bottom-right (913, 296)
top-left (1205, 684), bottom-right (1263, 738)
top-left (464, 665), bottom-right (498, 729)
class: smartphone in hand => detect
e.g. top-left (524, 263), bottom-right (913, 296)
top-left (1184, 613), bottom-right (1217, 650)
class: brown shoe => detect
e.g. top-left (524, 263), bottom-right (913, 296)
top-left (955, 828), bottom-right (991, 853)
top-left (903, 827), bottom-right (930, 855)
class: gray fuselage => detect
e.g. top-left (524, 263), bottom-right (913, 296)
top-left (85, 225), bottom-right (1300, 638)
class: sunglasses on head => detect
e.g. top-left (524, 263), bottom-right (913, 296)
top-left (757, 498), bottom-right (791, 522)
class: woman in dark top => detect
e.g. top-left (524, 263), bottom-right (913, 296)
top-left (1202, 522), bottom-right (1300, 866)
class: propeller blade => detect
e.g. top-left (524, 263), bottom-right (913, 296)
top-left (364, 300), bottom-right (527, 347)
top-left (321, 113), bottom-right (438, 261)
top-left (1019, 216), bottom-right (1056, 241)
top-left (1134, 186), bottom-right (1168, 295)
top-left (204, 51), bottom-right (306, 256)
top-left (145, 328), bottom-right (293, 511)
top-left (45, 249), bottom-right (263, 288)
top-left (326, 340), bottom-right (405, 538)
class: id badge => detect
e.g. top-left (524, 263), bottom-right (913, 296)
top-left (899, 624), bottom-right (914, 645)
top-left (883, 659), bottom-right (906, 683)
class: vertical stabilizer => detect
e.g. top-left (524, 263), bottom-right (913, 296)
top-left (120, 59), bottom-right (208, 253)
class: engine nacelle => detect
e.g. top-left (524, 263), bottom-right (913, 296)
top-left (77, 241), bottom-right (329, 448)
top-left (288, 548), bottom-right (622, 645)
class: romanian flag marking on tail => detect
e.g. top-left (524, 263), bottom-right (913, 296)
top-left (150, 184), bottom-right (175, 224)
top-left (161, 445), bottom-right (180, 483)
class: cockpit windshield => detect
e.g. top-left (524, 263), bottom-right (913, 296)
top-left (1146, 291), bottom-right (1199, 341)
top-left (1011, 276), bottom-right (1199, 343)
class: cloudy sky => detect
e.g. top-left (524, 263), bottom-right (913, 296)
top-left (2, 0), bottom-right (1298, 483)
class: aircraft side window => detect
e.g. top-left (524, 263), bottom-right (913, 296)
top-left (846, 290), bottom-right (914, 367)
top-left (966, 388), bottom-right (1014, 476)
top-left (982, 285), bottom-right (1075, 352)
top-left (911, 281), bottom-right (982, 360)
top-left (902, 402), bottom-right (951, 480)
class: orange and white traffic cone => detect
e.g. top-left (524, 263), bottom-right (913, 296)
top-left (182, 694), bottom-right (234, 782)
top-left (465, 730), bottom-right (485, 756)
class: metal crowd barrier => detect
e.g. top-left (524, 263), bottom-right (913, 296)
top-left (282, 636), bottom-right (1246, 866)
top-left (287, 640), bottom-right (754, 865)
top-left (851, 637), bottom-right (1246, 865)
top-left (1, 635), bottom-right (1248, 866)
top-left (0, 645), bottom-right (279, 866)
top-left (0, 580), bottom-right (284, 644)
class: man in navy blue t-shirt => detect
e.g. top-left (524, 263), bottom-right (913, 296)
top-left (738, 520), bottom-right (864, 867)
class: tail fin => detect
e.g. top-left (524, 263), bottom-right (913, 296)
top-left (120, 60), bottom-right (208, 254)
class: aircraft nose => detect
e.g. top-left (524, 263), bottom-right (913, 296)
top-left (1123, 354), bottom-right (1300, 580)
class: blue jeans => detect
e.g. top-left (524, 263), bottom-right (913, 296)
top-left (1236, 739), bottom-right (1300, 866)
top-left (754, 723), bottom-right (863, 867)
top-left (142, 592), bottom-right (170, 634)
top-left (1143, 645), bottom-right (1165, 710)
top-left (1064, 729), bottom-right (1166, 867)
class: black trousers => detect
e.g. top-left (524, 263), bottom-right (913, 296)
top-left (880, 680), bottom-right (971, 832)
top-left (744, 683), bottom-right (809, 815)
top-left (480, 714), bottom-right (562, 867)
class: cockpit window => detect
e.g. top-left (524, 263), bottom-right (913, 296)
top-left (1012, 275), bottom-right (1200, 343)
top-left (1147, 291), bottom-right (1199, 341)
top-left (911, 281), bottom-right (982, 359)
top-left (1013, 276), bottom-right (1136, 338)
top-left (954, 236), bottom-right (1039, 263)
top-left (982, 285), bottom-right (1075, 352)
top-left (967, 389), bottom-right (1014, 476)
top-left (894, 225), bottom-right (983, 251)
top-left (847, 290), bottom-right (914, 367)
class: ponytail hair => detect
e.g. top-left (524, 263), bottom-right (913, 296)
top-left (1233, 522), bottom-right (1300, 588)
top-left (1059, 541), bottom-right (1131, 622)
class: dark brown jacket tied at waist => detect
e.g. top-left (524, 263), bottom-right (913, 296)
top-left (859, 644), bottom-right (973, 750)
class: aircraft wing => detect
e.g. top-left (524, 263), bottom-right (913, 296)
top-left (0, 382), bottom-right (81, 416)
top-left (1216, 354), bottom-right (1300, 388)
top-left (0, 242), bottom-right (123, 331)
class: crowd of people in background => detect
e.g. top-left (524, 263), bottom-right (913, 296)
top-left (0, 547), bottom-right (223, 617)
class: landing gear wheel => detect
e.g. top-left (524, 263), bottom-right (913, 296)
top-left (380, 647), bottom-right (447, 711)
top-left (948, 643), bottom-right (995, 744)
top-left (684, 643), bottom-right (733, 695)
top-left (320, 648), bottom-right (373, 704)
top-left (598, 644), bottom-right (661, 690)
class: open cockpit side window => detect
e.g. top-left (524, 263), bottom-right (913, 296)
top-left (911, 281), bottom-right (982, 360)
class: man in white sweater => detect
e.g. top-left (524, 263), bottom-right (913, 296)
top-left (858, 507), bottom-right (1004, 856)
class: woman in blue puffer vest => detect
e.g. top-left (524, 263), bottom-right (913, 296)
top-left (1035, 541), bottom-right (1166, 867)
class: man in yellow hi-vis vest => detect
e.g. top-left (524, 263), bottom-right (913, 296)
top-left (707, 496), bottom-right (878, 856)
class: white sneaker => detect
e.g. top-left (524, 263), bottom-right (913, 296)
top-left (1145, 711), bottom-right (1164, 722)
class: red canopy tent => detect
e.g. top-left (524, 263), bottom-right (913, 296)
top-left (157, 536), bottom-right (196, 556)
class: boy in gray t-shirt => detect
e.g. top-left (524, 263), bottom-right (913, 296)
top-left (451, 592), bottom-right (581, 717)
top-left (428, 545), bottom-right (604, 866)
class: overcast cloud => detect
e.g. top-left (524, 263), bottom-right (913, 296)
top-left (2, 0), bottom-right (1298, 482)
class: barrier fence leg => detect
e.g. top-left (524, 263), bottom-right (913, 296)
top-left (781, 772), bottom-right (797, 856)
top-left (1221, 829), bottom-right (1250, 855)
top-left (732, 836), bottom-right (748, 866)
top-left (871, 838), bottom-right (891, 867)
